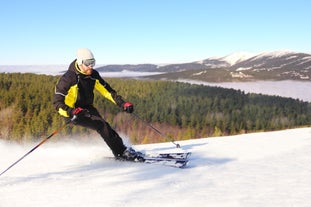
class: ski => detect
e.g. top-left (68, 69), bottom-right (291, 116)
top-left (143, 157), bottom-right (189, 168)
top-left (143, 152), bottom-right (191, 168)
top-left (144, 152), bottom-right (191, 160)
top-left (113, 151), bottom-right (191, 168)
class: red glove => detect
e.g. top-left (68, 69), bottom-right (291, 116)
top-left (123, 102), bottom-right (134, 113)
top-left (70, 107), bottom-right (90, 119)
top-left (71, 107), bottom-right (84, 116)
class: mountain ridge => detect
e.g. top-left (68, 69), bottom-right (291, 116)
top-left (136, 50), bottom-right (311, 81)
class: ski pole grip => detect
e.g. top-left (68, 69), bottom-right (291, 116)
top-left (71, 115), bottom-right (78, 122)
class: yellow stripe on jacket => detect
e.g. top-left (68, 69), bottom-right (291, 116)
top-left (94, 80), bottom-right (116, 104)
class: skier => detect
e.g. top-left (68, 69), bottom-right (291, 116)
top-left (53, 48), bottom-right (143, 161)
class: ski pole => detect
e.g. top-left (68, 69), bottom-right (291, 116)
top-left (131, 112), bottom-right (181, 148)
top-left (0, 116), bottom-right (75, 177)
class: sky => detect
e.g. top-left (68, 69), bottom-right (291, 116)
top-left (1, 0), bottom-right (311, 65)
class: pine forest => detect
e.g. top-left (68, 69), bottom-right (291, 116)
top-left (0, 73), bottom-right (310, 144)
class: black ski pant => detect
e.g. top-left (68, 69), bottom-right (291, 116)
top-left (66, 106), bottom-right (127, 157)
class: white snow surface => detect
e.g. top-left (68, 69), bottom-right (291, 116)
top-left (1, 127), bottom-right (311, 207)
top-left (254, 50), bottom-right (297, 60)
top-left (219, 52), bottom-right (255, 66)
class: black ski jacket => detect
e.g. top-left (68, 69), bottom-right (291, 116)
top-left (53, 60), bottom-right (125, 117)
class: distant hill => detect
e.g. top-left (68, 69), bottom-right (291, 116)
top-left (96, 50), bottom-right (311, 81)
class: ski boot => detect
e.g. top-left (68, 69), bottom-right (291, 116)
top-left (120, 147), bottom-right (145, 162)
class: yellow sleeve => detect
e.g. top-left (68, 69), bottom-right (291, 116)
top-left (94, 79), bottom-right (117, 104)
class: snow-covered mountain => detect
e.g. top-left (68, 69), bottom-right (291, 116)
top-left (149, 50), bottom-right (311, 81)
top-left (230, 50), bottom-right (311, 72)
top-left (1, 127), bottom-right (310, 207)
top-left (203, 51), bottom-right (256, 67)
top-left (100, 50), bottom-right (311, 81)
top-left (219, 51), bottom-right (256, 66)
top-left (1, 50), bottom-right (310, 80)
top-left (201, 50), bottom-right (311, 71)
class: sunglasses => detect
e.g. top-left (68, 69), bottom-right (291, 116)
top-left (82, 59), bottom-right (96, 67)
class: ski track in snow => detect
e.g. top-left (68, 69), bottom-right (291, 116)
top-left (1, 128), bottom-right (311, 207)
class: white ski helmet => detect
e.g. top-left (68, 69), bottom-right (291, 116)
top-left (76, 48), bottom-right (94, 65)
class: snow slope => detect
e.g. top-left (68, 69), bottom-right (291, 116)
top-left (1, 127), bottom-right (311, 207)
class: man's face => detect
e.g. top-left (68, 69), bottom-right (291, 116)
top-left (79, 58), bottom-right (95, 75)
top-left (80, 63), bottom-right (93, 75)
